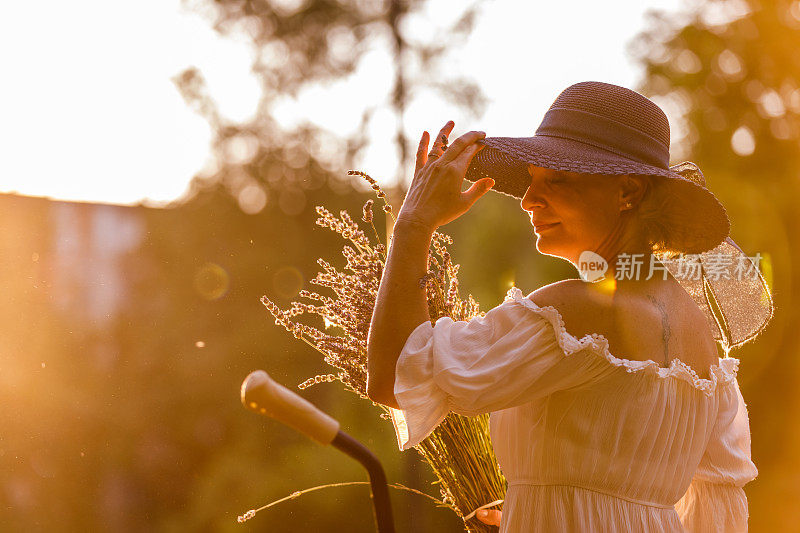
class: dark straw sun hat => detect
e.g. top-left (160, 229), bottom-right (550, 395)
top-left (465, 81), bottom-right (773, 351)
top-left (466, 81), bottom-right (729, 255)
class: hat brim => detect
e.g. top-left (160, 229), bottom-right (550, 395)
top-left (465, 135), bottom-right (730, 254)
top-left (657, 237), bottom-right (774, 350)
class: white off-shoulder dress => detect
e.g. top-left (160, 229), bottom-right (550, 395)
top-left (391, 287), bottom-right (758, 532)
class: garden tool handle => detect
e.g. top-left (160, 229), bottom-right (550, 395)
top-left (241, 370), bottom-right (340, 445)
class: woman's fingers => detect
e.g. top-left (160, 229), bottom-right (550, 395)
top-left (416, 121), bottom-right (455, 174)
top-left (427, 121), bottom-right (454, 161)
top-left (439, 130), bottom-right (485, 165)
top-left (444, 138), bottom-right (491, 211)
top-left (434, 121), bottom-right (455, 150)
top-left (476, 509), bottom-right (502, 526)
top-left (462, 175), bottom-right (494, 207)
top-left (402, 122), bottom-right (490, 228)
top-left (415, 130), bottom-right (430, 174)
top-left (446, 140), bottom-right (485, 176)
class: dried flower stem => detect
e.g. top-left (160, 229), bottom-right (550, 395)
top-left (237, 481), bottom-right (444, 523)
top-left (259, 170), bottom-right (506, 532)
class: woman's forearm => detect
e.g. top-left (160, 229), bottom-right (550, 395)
top-left (365, 124), bottom-right (488, 408)
top-left (366, 218), bottom-right (433, 407)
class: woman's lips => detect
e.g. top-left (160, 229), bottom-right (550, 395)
top-left (534, 222), bottom-right (559, 232)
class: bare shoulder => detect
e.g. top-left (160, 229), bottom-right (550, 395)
top-left (529, 279), bottom-right (603, 312)
top-left (528, 279), bottom-right (612, 338)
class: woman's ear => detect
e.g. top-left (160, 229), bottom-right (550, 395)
top-left (618, 175), bottom-right (649, 208)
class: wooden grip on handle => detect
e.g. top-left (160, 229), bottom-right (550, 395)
top-left (241, 370), bottom-right (340, 445)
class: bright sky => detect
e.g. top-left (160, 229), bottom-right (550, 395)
top-left (0, 0), bottom-right (686, 206)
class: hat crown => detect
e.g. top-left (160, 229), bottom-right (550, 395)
top-left (548, 81), bottom-right (671, 148)
top-left (534, 81), bottom-right (672, 168)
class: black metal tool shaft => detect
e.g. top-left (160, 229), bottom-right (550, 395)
top-left (332, 431), bottom-right (395, 533)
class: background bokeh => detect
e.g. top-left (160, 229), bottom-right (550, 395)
top-left (1, 0), bottom-right (798, 531)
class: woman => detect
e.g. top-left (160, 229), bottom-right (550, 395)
top-left (366, 82), bottom-right (767, 532)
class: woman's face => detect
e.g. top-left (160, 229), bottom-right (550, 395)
top-left (520, 165), bottom-right (626, 264)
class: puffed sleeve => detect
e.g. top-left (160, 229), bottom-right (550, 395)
top-left (675, 376), bottom-right (758, 532)
top-left (389, 287), bottom-right (616, 450)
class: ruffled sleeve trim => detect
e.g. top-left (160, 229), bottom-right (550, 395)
top-left (505, 286), bottom-right (740, 397)
top-left (675, 478), bottom-right (750, 532)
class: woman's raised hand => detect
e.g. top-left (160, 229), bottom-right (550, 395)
top-left (395, 121), bottom-right (494, 231)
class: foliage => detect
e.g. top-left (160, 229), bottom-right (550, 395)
top-left (175, 0), bottom-right (488, 202)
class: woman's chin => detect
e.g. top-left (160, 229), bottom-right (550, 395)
top-left (535, 240), bottom-right (563, 258)
top-left (535, 238), bottom-right (575, 262)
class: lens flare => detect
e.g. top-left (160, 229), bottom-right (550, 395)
top-left (193, 262), bottom-right (230, 300)
top-left (272, 266), bottom-right (304, 299)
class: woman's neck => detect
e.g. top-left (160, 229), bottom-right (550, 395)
top-left (591, 212), bottom-right (652, 282)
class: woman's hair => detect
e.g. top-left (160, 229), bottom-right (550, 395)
top-left (631, 175), bottom-right (685, 258)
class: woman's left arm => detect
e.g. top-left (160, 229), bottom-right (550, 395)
top-left (366, 122), bottom-right (493, 407)
top-left (365, 218), bottom-right (434, 408)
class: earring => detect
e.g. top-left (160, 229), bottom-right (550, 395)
top-left (623, 201), bottom-right (633, 209)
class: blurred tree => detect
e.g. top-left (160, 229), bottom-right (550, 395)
top-left (175, 0), bottom-right (488, 205)
top-left (630, 1), bottom-right (800, 530)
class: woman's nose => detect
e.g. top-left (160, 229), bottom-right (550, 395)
top-left (520, 186), bottom-right (547, 211)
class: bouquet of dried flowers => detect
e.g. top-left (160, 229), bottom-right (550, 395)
top-left (259, 171), bottom-right (506, 532)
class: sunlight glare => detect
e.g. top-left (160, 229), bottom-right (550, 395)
top-left (0, 0), bottom-right (260, 206)
top-left (0, 0), bottom-right (685, 205)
